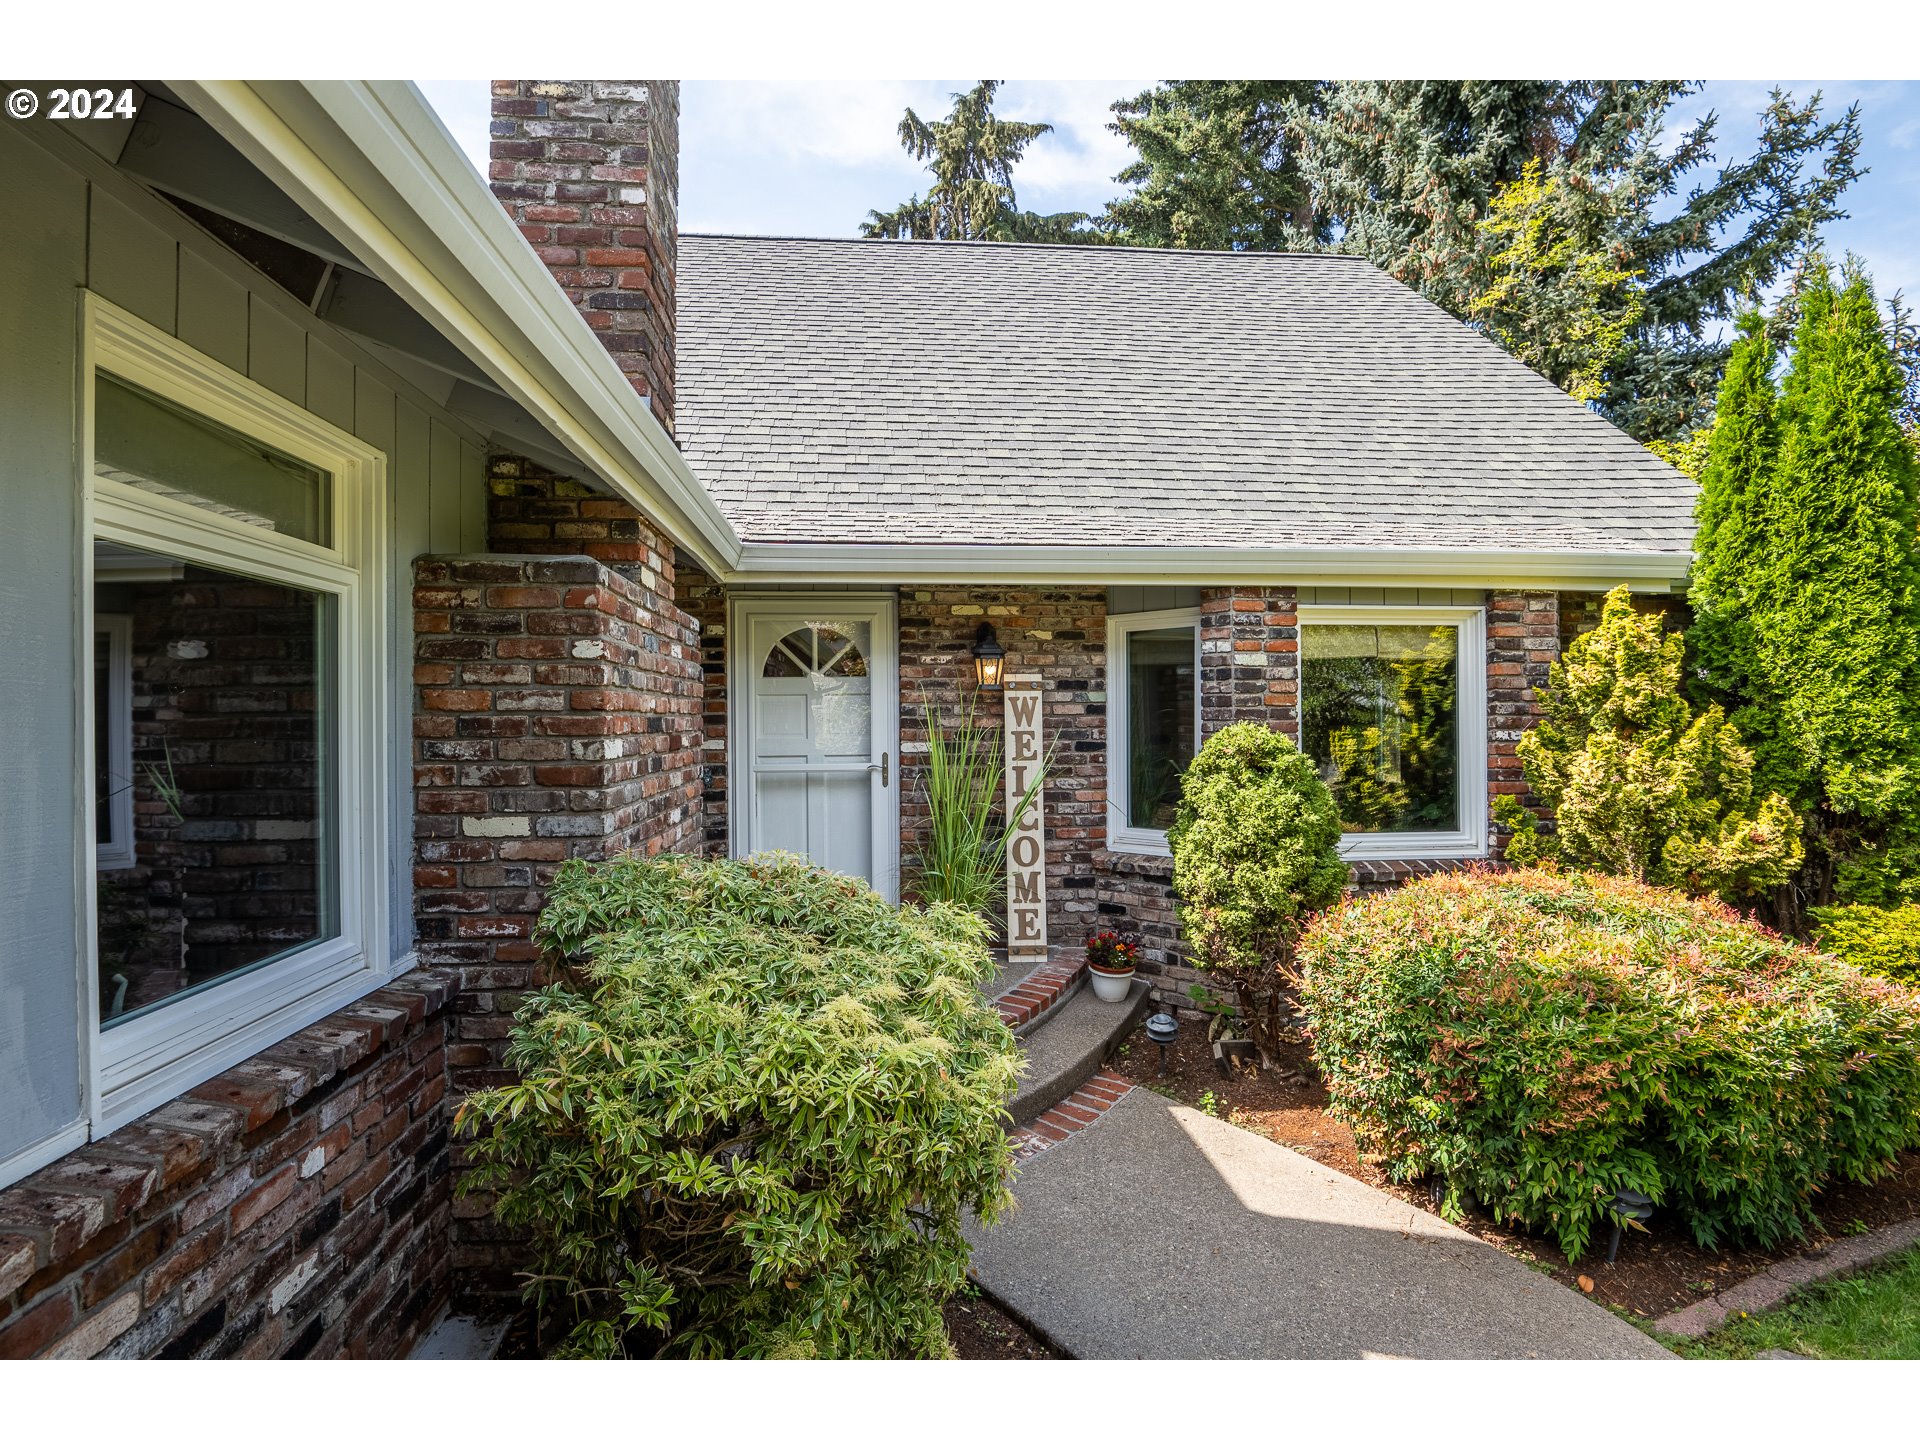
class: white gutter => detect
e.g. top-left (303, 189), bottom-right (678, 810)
top-left (169, 80), bottom-right (744, 578)
top-left (732, 541), bottom-right (1690, 590)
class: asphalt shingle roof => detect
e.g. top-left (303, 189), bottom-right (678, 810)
top-left (675, 235), bottom-right (1697, 554)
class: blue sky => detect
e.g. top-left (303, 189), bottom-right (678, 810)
top-left (418, 80), bottom-right (1920, 303)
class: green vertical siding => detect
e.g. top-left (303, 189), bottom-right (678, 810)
top-left (0, 124), bottom-right (89, 1171)
top-left (0, 121), bottom-right (497, 1173)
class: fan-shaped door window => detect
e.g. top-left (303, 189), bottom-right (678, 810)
top-left (762, 624), bottom-right (869, 679)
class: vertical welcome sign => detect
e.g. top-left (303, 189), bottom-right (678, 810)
top-left (1003, 673), bottom-right (1047, 960)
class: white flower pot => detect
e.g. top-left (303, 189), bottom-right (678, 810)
top-left (1088, 965), bottom-right (1134, 1002)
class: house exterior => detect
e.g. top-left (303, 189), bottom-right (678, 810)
top-left (0, 78), bottom-right (1694, 1359)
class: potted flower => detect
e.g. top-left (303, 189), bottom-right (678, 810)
top-left (1085, 931), bottom-right (1140, 1002)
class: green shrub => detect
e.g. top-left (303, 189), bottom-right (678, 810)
top-left (1299, 867), bottom-right (1920, 1259)
top-left (1689, 266), bottom-right (1920, 918)
top-left (1814, 903), bottom-right (1920, 985)
top-left (1168, 722), bottom-right (1350, 1064)
top-left (1493, 585), bottom-right (1802, 900)
top-left (456, 852), bottom-right (1021, 1358)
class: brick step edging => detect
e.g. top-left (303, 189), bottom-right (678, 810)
top-left (1008, 1071), bottom-right (1135, 1161)
top-left (1652, 1214), bottom-right (1920, 1341)
top-left (995, 958), bottom-right (1087, 1035)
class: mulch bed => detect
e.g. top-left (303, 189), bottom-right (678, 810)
top-left (486, 1290), bottom-right (1060, 1359)
top-left (1107, 1019), bottom-right (1920, 1322)
top-left (946, 1291), bottom-right (1061, 1359)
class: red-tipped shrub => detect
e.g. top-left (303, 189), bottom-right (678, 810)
top-left (1299, 867), bottom-right (1920, 1258)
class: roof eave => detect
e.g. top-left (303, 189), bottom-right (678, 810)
top-left (170, 79), bottom-right (745, 577)
top-left (730, 541), bottom-right (1691, 591)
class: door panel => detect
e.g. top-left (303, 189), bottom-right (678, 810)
top-left (734, 601), bottom-right (897, 899)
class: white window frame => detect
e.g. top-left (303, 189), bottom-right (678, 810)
top-left (93, 614), bottom-right (136, 870)
top-left (1296, 604), bottom-right (1488, 862)
top-left (79, 293), bottom-right (392, 1134)
top-left (1105, 606), bottom-right (1202, 857)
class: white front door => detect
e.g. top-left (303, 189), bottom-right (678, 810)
top-left (731, 595), bottom-right (899, 901)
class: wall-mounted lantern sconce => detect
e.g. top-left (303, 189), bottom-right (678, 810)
top-left (972, 622), bottom-right (1006, 691)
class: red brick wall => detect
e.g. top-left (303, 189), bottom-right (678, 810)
top-left (486, 454), bottom-right (681, 576)
top-left (411, 553), bottom-right (704, 1292)
top-left (489, 80), bottom-right (679, 429)
top-left (1487, 590), bottom-right (1561, 856)
top-left (1198, 586), bottom-right (1299, 737)
top-left (0, 971), bottom-right (453, 1359)
top-left (676, 559), bottom-right (729, 856)
top-left (1093, 851), bottom-right (1196, 1005)
top-left (897, 588), bottom-right (1108, 948)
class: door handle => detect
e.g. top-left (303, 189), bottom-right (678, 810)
top-left (867, 752), bottom-right (890, 788)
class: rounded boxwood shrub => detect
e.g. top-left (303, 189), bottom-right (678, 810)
top-left (1167, 722), bottom-right (1350, 1063)
top-left (1813, 903), bottom-right (1920, 986)
top-left (456, 852), bottom-right (1021, 1359)
top-left (1298, 867), bottom-right (1920, 1259)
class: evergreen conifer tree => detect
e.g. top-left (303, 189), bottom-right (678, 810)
top-left (863, 82), bottom-right (1092, 242)
top-left (1103, 81), bottom-right (1322, 250)
top-left (1494, 587), bottom-right (1801, 900)
top-left (1687, 312), bottom-right (1778, 713)
top-left (1689, 262), bottom-right (1920, 913)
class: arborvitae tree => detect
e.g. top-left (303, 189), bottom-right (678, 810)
top-left (862, 81), bottom-right (1092, 243)
top-left (1686, 312), bottom-right (1777, 713)
top-left (1495, 587), bottom-right (1802, 900)
top-left (1103, 81), bottom-right (1322, 250)
top-left (1690, 263), bottom-right (1920, 915)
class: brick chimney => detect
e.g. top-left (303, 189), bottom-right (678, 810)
top-left (489, 80), bottom-right (679, 431)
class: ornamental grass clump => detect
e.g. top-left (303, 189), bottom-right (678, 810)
top-left (1299, 867), bottom-right (1920, 1260)
top-left (908, 698), bottom-right (1049, 915)
top-left (456, 852), bottom-right (1022, 1359)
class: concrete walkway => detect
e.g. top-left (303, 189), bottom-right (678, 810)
top-left (968, 1089), bottom-right (1672, 1359)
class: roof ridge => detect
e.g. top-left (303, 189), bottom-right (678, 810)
top-left (678, 232), bottom-right (1377, 262)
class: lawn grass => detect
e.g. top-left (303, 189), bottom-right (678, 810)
top-left (1670, 1243), bottom-right (1920, 1359)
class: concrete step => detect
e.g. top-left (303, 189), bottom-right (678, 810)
top-left (409, 1310), bottom-right (510, 1359)
top-left (1009, 978), bottom-right (1153, 1126)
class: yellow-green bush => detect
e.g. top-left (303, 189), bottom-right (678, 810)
top-left (1299, 867), bottom-right (1920, 1258)
top-left (456, 853), bottom-right (1021, 1358)
top-left (1814, 904), bottom-right (1920, 985)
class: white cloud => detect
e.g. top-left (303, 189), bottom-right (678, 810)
top-left (997, 79), bottom-right (1149, 208)
top-left (686, 80), bottom-right (941, 175)
top-left (672, 79), bottom-right (1153, 234)
top-left (684, 80), bottom-right (1144, 186)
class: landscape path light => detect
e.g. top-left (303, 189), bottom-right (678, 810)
top-left (1606, 1187), bottom-right (1655, 1264)
top-left (1145, 1009), bottom-right (1179, 1077)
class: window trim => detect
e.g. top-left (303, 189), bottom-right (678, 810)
top-left (79, 293), bottom-right (392, 1134)
top-left (1105, 606), bottom-right (1202, 858)
top-left (93, 614), bottom-right (136, 871)
top-left (1296, 603), bottom-right (1488, 862)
